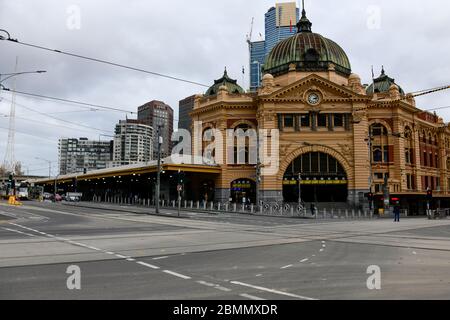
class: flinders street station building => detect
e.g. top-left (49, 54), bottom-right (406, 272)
top-left (189, 8), bottom-right (450, 214)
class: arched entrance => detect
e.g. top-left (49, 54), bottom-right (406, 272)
top-left (230, 179), bottom-right (256, 204)
top-left (283, 152), bottom-right (348, 203)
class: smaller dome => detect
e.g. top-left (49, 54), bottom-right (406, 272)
top-left (349, 73), bottom-right (360, 80)
top-left (262, 73), bottom-right (274, 81)
top-left (205, 69), bottom-right (245, 96)
top-left (367, 67), bottom-right (405, 95)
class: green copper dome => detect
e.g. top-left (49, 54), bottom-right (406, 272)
top-left (264, 8), bottom-right (351, 77)
top-left (205, 69), bottom-right (245, 96)
top-left (366, 67), bottom-right (405, 95)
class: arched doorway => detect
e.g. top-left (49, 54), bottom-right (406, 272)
top-left (283, 152), bottom-right (348, 203)
top-left (230, 179), bottom-right (256, 204)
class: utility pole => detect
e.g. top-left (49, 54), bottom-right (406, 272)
top-left (298, 172), bottom-right (302, 206)
top-left (367, 129), bottom-right (374, 212)
top-left (255, 128), bottom-right (261, 208)
top-left (155, 125), bottom-right (162, 214)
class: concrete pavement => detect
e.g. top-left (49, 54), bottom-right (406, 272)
top-left (1, 201), bottom-right (450, 300)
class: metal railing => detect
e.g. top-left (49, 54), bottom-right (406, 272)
top-left (90, 195), bottom-right (376, 220)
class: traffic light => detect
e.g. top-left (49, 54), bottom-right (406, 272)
top-left (368, 192), bottom-right (373, 201)
top-left (427, 189), bottom-right (433, 201)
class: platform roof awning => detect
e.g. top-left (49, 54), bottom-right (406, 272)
top-left (30, 157), bottom-right (221, 185)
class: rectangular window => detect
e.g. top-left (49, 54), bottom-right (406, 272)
top-left (334, 114), bottom-right (344, 127)
top-left (318, 114), bottom-right (327, 127)
top-left (284, 115), bottom-right (294, 128)
top-left (300, 114), bottom-right (310, 127)
top-left (423, 151), bottom-right (428, 167)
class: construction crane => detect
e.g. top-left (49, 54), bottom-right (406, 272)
top-left (246, 17), bottom-right (254, 48)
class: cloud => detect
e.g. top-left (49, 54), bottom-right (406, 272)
top-left (0, 0), bottom-right (449, 176)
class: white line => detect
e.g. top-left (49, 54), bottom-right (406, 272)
top-left (126, 258), bottom-right (136, 262)
top-left (300, 258), bottom-right (309, 263)
top-left (197, 280), bottom-right (215, 287)
top-left (240, 293), bottom-right (266, 301)
top-left (105, 251), bottom-right (115, 255)
top-left (163, 270), bottom-right (191, 280)
top-left (215, 286), bottom-right (232, 292)
top-left (115, 254), bottom-right (127, 259)
top-left (152, 256), bottom-right (169, 260)
top-left (136, 261), bottom-right (160, 270)
top-left (230, 281), bottom-right (317, 300)
top-left (319, 249), bottom-right (324, 252)
top-left (2, 227), bottom-right (36, 237)
top-left (281, 264), bottom-right (293, 269)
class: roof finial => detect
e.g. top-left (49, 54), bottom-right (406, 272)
top-left (224, 66), bottom-right (227, 76)
top-left (297, 0), bottom-right (312, 33)
top-left (381, 65), bottom-right (385, 75)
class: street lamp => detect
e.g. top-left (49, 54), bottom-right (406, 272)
top-left (0, 70), bottom-right (46, 89)
top-left (35, 157), bottom-right (53, 179)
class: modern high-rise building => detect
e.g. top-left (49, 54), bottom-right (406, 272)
top-left (249, 2), bottom-right (299, 91)
top-left (112, 119), bottom-right (153, 167)
top-left (58, 138), bottom-right (113, 175)
top-left (138, 100), bottom-right (174, 159)
top-left (178, 95), bottom-right (196, 133)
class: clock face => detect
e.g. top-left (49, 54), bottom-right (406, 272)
top-left (308, 93), bottom-right (320, 105)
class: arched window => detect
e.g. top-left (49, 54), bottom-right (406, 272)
top-left (233, 123), bottom-right (255, 165)
top-left (370, 124), bottom-right (390, 163)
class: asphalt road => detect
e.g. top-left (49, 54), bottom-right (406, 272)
top-left (1, 201), bottom-right (450, 300)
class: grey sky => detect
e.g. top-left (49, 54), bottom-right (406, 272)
top-left (0, 0), bottom-right (449, 177)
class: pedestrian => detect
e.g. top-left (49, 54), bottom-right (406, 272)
top-left (394, 204), bottom-right (401, 222)
top-left (310, 203), bottom-right (316, 216)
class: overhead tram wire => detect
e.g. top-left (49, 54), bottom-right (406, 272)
top-left (0, 88), bottom-right (181, 124)
top-left (0, 126), bottom-right (57, 143)
top-left (0, 96), bottom-right (114, 134)
top-left (0, 30), bottom-right (209, 88)
top-left (1, 88), bottom-right (136, 115)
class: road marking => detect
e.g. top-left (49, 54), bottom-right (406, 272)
top-left (319, 248), bottom-right (324, 252)
top-left (281, 264), bottom-right (293, 269)
top-left (126, 258), bottom-right (136, 262)
top-left (152, 256), bottom-right (169, 260)
top-left (412, 251), bottom-right (417, 255)
top-left (230, 281), bottom-right (317, 300)
top-left (115, 254), bottom-right (127, 259)
top-left (240, 293), bottom-right (266, 300)
top-left (197, 280), bottom-right (215, 287)
top-left (215, 286), bottom-right (232, 292)
top-left (105, 251), bottom-right (115, 255)
top-left (2, 227), bottom-right (36, 237)
top-left (322, 244), bottom-right (326, 248)
top-left (163, 270), bottom-right (191, 280)
top-left (300, 258), bottom-right (309, 263)
top-left (255, 274), bottom-right (263, 277)
top-left (136, 261), bottom-right (160, 270)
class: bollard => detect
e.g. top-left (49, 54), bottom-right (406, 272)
top-left (338, 209), bottom-right (341, 219)
top-left (364, 210), bottom-right (367, 218)
top-left (251, 204), bottom-right (254, 214)
top-left (233, 203), bottom-right (237, 212)
top-left (358, 210), bottom-right (362, 219)
top-left (203, 202), bottom-right (207, 210)
top-left (290, 206), bottom-right (294, 216)
top-left (184, 200), bottom-right (187, 209)
top-left (190, 200), bottom-right (193, 209)
top-left (218, 203), bottom-right (221, 211)
top-left (323, 209), bottom-right (326, 219)
top-left (345, 209), bottom-right (348, 219)
top-left (241, 204), bottom-right (245, 213)
top-left (172, 200), bottom-right (175, 208)
top-left (210, 202), bottom-right (214, 210)
top-left (196, 201), bottom-right (200, 209)
top-left (352, 209), bottom-right (355, 219)
top-left (225, 203), bottom-right (229, 212)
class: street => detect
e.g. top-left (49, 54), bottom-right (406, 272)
top-left (1, 201), bottom-right (450, 300)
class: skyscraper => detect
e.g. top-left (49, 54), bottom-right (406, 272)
top-left (178, 95), bottom-right (196, 133)
top-left (112, 119), bottom-right (153, 167)
top-left (59, 138), bottom-right (113, 175)
top-left (249, 2), bottom-right (299, 91)
top-left (137, 100), bottom-right (174, 159)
